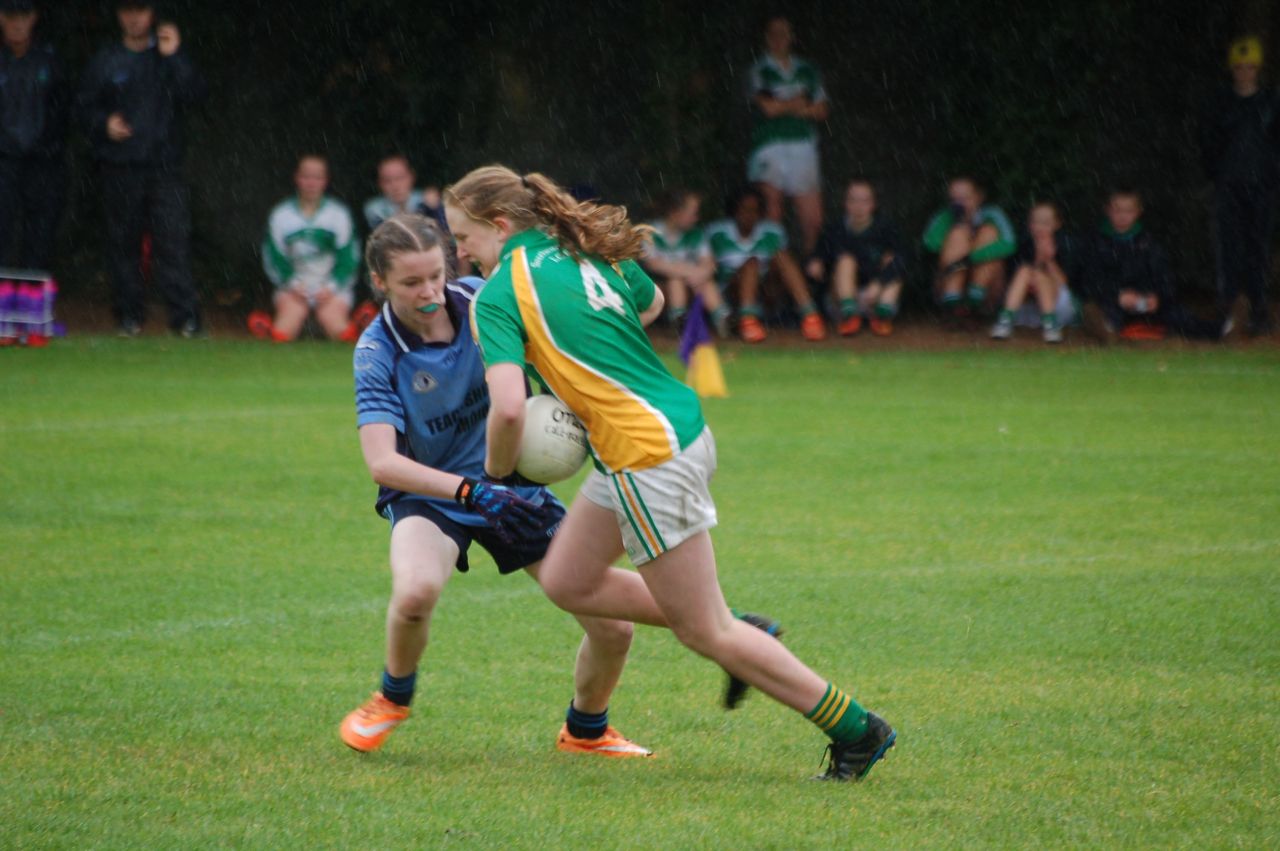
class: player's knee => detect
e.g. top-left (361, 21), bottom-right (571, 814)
top-left (392, 579), bottom-right (443, 621)
top-left (585, 618), bottom-right (634, 653)
top-left (539, 569), bottom-right (590, 612)
top-left (666, 617), bottom-right (728, 659)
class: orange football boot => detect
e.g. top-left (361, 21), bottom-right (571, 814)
top-left (340, 692), bottom-right (411, 752)
top-left (555, 724), bottom-right (654, 758)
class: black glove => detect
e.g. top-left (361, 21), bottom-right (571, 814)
top-left (455, 478), bottom-right (545, 544)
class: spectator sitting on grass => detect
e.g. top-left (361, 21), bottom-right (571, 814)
top-left (806, 178), bottom-right (905, 337)
top-left (922, 176), bottom-right (1016, 321)
top-left (990, 202), bottom-right (1082, 344)
top-left (640, 189), bottom-right (716, 332)
top-left (251, 154), bottom-right (361, 343)
top-left (703, 186), bottom-right (827, 343)
top-left (1080, 188), bottom-right (1221, 342)
top-left (363, 153), bottom-right (445, 233)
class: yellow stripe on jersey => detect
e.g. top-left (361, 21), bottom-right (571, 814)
top-left (510, 248), bottom-right (679, 472)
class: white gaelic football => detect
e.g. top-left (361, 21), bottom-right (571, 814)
top-left (515, 395), bottom-right (589, 484)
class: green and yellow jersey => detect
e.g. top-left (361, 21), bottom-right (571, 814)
top-left (471, 229), bottom-right (706, 473)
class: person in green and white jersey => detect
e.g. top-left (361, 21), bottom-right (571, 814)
top-left (747, 15), bottom-right (829, 255)
top-left (921, 175), bottom-right (1016, 320)
top-left (703, 186), bottom-right (827, 343)
top-left (639, 189), bottom-right (715, 332)
top-left (254, 154), bottom-right (361, 342)
top-left (444, 164), bottom-right (895, 782)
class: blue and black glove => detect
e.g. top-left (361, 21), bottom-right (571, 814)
top-left (483, 470), bottom-right (542, 488)
top-left (455, 477), bottom-right (545, 544)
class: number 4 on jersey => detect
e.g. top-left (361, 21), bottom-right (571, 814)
top-left (581, 261), bottom-right (626, 315)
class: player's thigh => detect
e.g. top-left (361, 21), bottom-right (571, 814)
top-left (388, 515), bottom-right (458, 608)
top-left (540, 485), bottom-right (627, 593)
top-left (636, 530), bottom-right (732, 650)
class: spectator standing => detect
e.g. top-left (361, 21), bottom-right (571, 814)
top-left (747, 15), bottom-right (828, 256)
top-left (76, 0), bottom-right (206, 337)
top-left (0, 0), bottom-right (67, 272)
top-left (1199, 35), bottom-right (1280, 337)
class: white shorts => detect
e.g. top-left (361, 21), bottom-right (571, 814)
top-left (276, 281), bottom-right (354, 310)
top-left (747, 139), bottom-right (821, 196)
top-left (579, 427), bottom-right (718, 566)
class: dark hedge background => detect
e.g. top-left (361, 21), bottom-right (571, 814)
top-left (23, 0), bottom-right (1276, 312)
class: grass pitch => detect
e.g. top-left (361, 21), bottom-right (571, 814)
top-left (2, 338), bottom-right (1278, 848)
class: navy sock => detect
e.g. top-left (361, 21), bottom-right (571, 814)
top-left (381, 669), bottom-right (417, 706)
top-left (566, 702), bottom-right (608, 739)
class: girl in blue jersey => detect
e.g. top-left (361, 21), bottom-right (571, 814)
top-left (339, 214), bottom-right (655, 757)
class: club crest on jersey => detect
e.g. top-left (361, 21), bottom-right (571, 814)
top-left (412, 371), bottom-right (438, 393)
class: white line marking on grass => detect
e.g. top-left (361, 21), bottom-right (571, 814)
top-left (4, 584), bottom-right (544, 651)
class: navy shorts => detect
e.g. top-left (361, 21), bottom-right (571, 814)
top-left (381, 496), bottom-right (566, 575)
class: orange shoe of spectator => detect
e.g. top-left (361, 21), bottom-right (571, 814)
top-left (739, 315), bottom-right (767, 343)
top-left (352, 300), bottom-right (379, 331)
top-left (1120, 322), bottom-right (1167, 341)
top-left (247, 310), bottom-right (273, 340)
top-left (837, 314), bottom-right (863, 337)
top-left (801, 312), bottom-right (828, 341)
top-left (339, 322), bottom-right (360, 344)
top-left (869, 317), bottom-right (894, 336)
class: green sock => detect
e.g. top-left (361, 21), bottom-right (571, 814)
top-left (839, 298), bottom-right (858, 319)
top-left (710, 305), bottom-right (731, 323)
top-left (806, 683), bottom-right (869, 742)
top-left (998, 308), bottom-right (1014, 322)
top-left (967, 286), bottom-right (986, 307)
top-left (798, 301), bottom-right (817, 317)
top-left (668, 306), bottom-right (688, 323)
top-left (1041, 312), bottom-right (1058, 329)
top-left (740, 303), bottom-right (763, 318)
top-left (875, 303), bottom-right (895, 319)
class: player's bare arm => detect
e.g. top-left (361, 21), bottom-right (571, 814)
top-left (482, 363), bottom-right (527, 477)
top-left (359, 423), bottom-right (465, 499)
